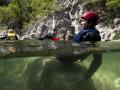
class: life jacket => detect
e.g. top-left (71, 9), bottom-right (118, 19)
top-left (44, 34), bottom-right (60, 41)
top-left (7, 32), bottom-right (16, 40)
top-left (74, 29), bottom-right (101, 43)
top-left (50, 37), bottom-right (60, 41)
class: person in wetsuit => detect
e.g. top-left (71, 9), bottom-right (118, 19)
top-left (6, 29), bottom-right (18, 40)
top-left (57, 11), bottom-right (102, 80)
top-left (74, 11), bottom-right (102, 79)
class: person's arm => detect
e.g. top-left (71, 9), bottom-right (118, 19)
top-left (38, 34), bottom-right (60, 41)
top-left (73, 30), bottom-right (85, 43)
top-left (84, 53), bottom-right (102, 79)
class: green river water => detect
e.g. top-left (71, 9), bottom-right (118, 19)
top-left (0, 45), bottom-right (120, 90)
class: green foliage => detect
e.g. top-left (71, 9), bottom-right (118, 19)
top-left (106, 0), bottom-right (120, 8)
top-left (113, 31), bottom-right (120, 40)
top-left (84, 0), bottom-right (106, 10)
top-left (84, 0), bottom-right (120, 11)
top-left (0, 0), bottom-right (54, 31)
top-left (0, 4), bottom-right (18, 26)
top-left (31, 0), bottom-right (54, 18)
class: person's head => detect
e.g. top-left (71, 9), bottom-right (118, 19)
top-left (8, 29), bottom-right (15, 33)
top-left (80, 11), bottom-right (99, 29)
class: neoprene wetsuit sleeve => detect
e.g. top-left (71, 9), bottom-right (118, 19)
top-left (84, 53), bottom-right (102, 79)
top-left (81, 31), bottom-right (101, 42)
top-left (73, 30), bottom-right (86, 43)
top-left (73, 29), bottom-right (101, 43)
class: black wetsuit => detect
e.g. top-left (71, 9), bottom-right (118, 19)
top-left (73, 29), bottom-right (101, 43)
top-left (73, 28), bottom-right (102, 79)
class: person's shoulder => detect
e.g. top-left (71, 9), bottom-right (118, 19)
top-left (94, 29), bottom-right (100, 33)
top-left (88, 28), bottom-right (97, 31)
top-left (87, 28), bottom-right (99, 32)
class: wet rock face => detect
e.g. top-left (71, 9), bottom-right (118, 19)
top-left (97, 18), bottom-right (120, 41)
top-left (21, 0), bottom-right (120, 41)
top-left (21, 0), bottom-right (84, 40)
